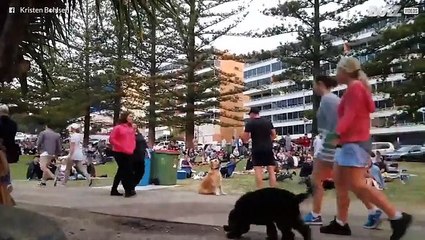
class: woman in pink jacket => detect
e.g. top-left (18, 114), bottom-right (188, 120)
top-left (109, 112), bottom-right (136, 198)
top-left (320, 57), bottom-right (412, 240)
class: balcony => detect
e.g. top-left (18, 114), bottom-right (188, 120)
top-left (371, 123), bottom-right (425, 135)
top-left (245, 58), bottom-right (278, 69)
top-left (372, 107), bottom-right (398, 118)
top-left (261, 104), bottom-right (313, 116)
top-left (246, 73), bottom-right (404, 104)
top-left (273, 119), bottom-right (313, 128)
top-left (245, 90), bottom-right (313, 107)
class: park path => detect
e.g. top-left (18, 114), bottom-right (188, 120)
top-left (11, 182), bottom-right (425, 239)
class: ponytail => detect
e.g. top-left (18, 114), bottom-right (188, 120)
top-left (358, 70), bottom-right (372, 92)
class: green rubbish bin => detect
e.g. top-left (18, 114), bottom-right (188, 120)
top-left (225, 144), bottom-right (232, 154)
top-left (150, 150), bottom-right (180, 185)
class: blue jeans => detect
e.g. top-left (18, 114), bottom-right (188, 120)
top-left (370, 164), bottom-right (385, 189)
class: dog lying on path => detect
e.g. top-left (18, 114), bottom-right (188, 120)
top-left (198, 159), bottom-right (226, 195)
top-left (223, 188), bottom-right (311, 240)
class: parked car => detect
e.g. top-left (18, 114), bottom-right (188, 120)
top-left (204, 142), bottom-right (222, 152)
top-left (153, 141), bottom-right (169, 151)
top-left (372, 142), bottom-right (395, 155)
top-left (382, 145), bottom-right (425, 162)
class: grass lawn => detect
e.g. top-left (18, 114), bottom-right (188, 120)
top-left (10, 156), bottom-right (425, 205)
top-left (10, 155), bottom-right (117, 186)
top-left (178, 159), bottom-right (425, 205)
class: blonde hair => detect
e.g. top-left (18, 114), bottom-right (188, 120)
top-left (337, 57), bottom-right (371, 92)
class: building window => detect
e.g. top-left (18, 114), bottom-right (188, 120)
top-left (299, 111), bottom-right (304, 119)
top-left (257, 66), bottom-right (265, 75)
top-left (297, 97), bottom-right (303, 105)
top-left (306, 124), bottom-right (312, 133)
top-left (282, 126), bottom-right (288, 135)
top-left (305, 95), bottom-right (311, 104)
top-left (287, 125), bottom-right (293, 134)
top-left (262, 104), bottom-right (271, 110)
top-left (288, 99), bottom-right (295, 107)
top-left (276, 127), bottom-right (283, 135)
top-left (273, 113), bottom-right (287, 122)
top-left (288, 112), bottom-right (293, 119)
top-left (275, 100), bottom-right (285, 108)
top-left (265, 65), bottom-right (271, 73)
top-left (259, 77), bottom-right (271, 85)
top-left (272, 62), bottom-right (282, 72)
top-left (295, 125), bottom-right (301, 134)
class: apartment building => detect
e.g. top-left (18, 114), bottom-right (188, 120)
top-left (243, 16), bottom-right (425, 143)
top-left (136, 58), bottom-right (246, 144)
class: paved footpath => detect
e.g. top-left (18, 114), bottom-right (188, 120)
top-left (12, 182), bottom-right (425, 240)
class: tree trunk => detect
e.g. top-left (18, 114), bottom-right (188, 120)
top-left (311, 0), bottom-right (322, 136)
top-left (147, 9), bottom-right (157, 148)
top-left (82, 0), bottom-right (91, 147)
top-left (83, 106), bottom-right (91, 146)
top-left (113, 12), bottom-right (125, 125)
top-left (113, 80), bottom-right (122, 125)
top-left (0, 0), bottom-right (29, 84)
top-left (185, 0), bottom-right (197, 149)
top-left (185, 82), bottom-right (196, 149)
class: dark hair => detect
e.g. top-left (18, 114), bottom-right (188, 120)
top-left (315, 75), bottom-right (337, 88)
top-left (248, 107), bottom-right (260, 115)
top-left (118, 111), bottom-right (132, 124)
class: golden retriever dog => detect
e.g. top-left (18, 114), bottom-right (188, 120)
top-left (199, 159), bottom-right (226, 195)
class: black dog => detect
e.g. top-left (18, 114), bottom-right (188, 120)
top-left (223, 188), bottom-right (311, 240)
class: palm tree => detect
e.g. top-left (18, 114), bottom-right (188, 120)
top-left (0, 0), bottom-right (173, 94)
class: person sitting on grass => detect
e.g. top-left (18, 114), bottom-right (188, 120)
top-left (181, 154), bottom-right (194, 178)
top-left (26, 155), bottom-right (43, 180)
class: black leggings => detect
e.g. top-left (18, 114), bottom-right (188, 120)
top-left (112, 152), bottom-right (133, 193)
top-left (132, 153), bottom-right (145, 188)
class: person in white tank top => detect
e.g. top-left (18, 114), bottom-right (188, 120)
top-left (61, 126), bottom-right (92, 186)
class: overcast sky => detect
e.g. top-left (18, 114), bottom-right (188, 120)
top-left (210, 0), bottom-right (387, 54)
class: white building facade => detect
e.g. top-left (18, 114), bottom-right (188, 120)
top-left (243, 17), bottom-right (425, 143)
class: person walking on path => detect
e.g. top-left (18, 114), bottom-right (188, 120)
top-left (320, 57), bottom-right (412, 240)
top-left (109, 112), bottom-right (136, 198)
top-left (304, 75), bottom-right (382, 229)
top-left (242, 107), bottom-right (277, 189)
top-left (0, 104), bottom-right (19, 163)
top-left (61, 126), bottom-right (92, 187)
top-left (132, 123), bottom-right (147, 189)
top-left (36, 122), bottom-right (62, 187)
top-left (303, 75), bottom-right (340, 225)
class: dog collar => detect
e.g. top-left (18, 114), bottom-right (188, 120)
top-left (212, 167), bottom-right (220, 170)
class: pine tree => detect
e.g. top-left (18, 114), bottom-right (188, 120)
top-left (261, 0), bottom-right (371, 134)
top-left (123, 2), bottom-right (179, 147)
top-left (156, 0), bottom-right (248, 147)
top-left (0, 0), bottom-right (173, 91)
top-left (363, 12), bottom-right (425, 123)
top-left (30, 0), bottom-right (114, 134)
